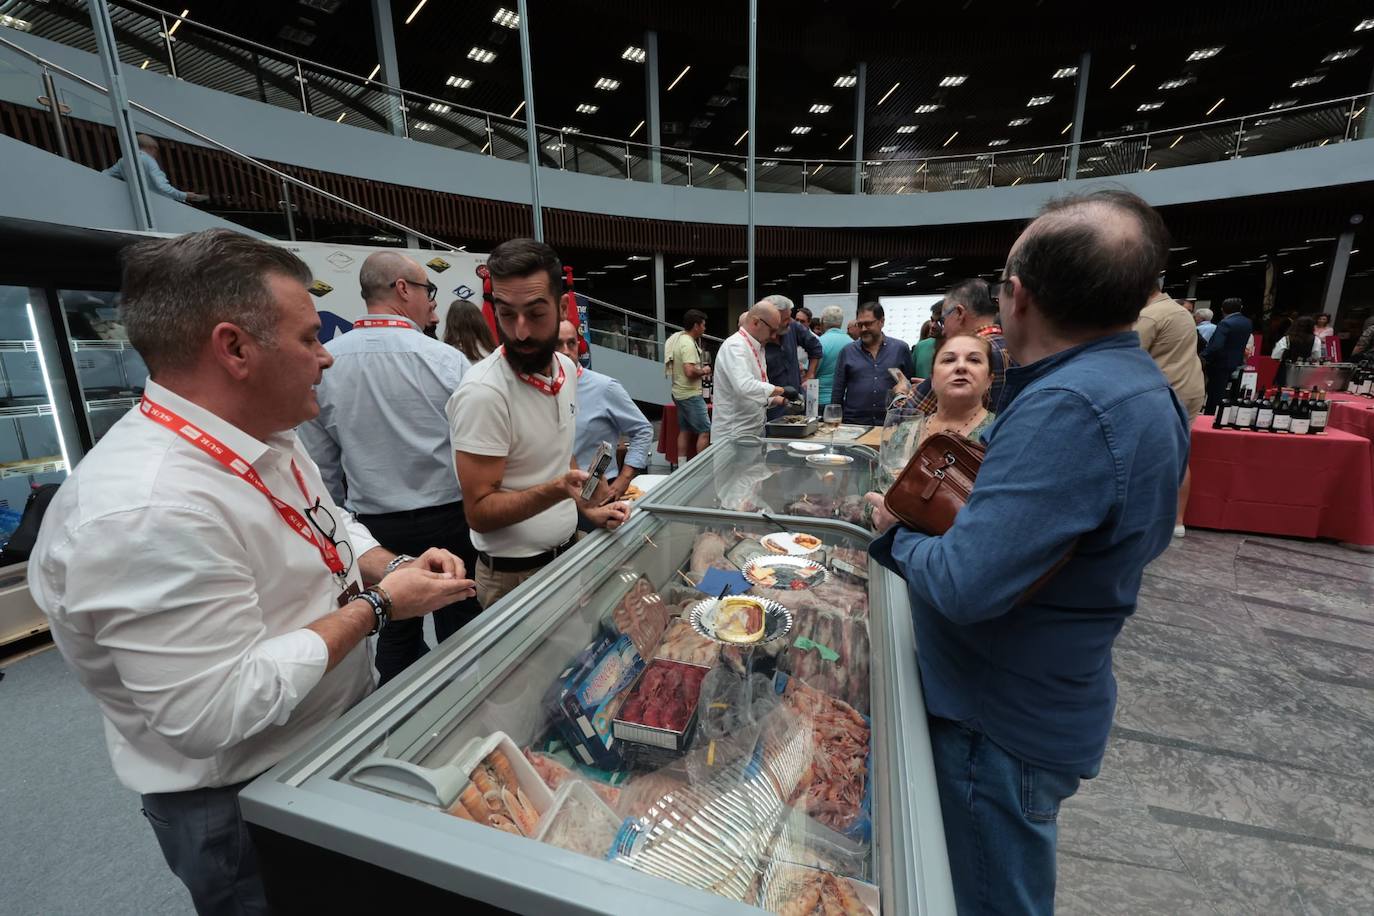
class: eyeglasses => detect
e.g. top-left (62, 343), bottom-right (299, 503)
top-left (391, 277), bottom-right (439, 302)
top-left (988, 277), bottom-right (1009, 303)
top-left (854, 318), bottom-right (878, 330)
top-left (304, 498), bottom-right (356, 576)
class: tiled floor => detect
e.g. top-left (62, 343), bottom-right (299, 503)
top-left (1057, 528), bottom-right (1374, 915)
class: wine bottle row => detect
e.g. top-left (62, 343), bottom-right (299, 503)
top-left (1213, 387), bottom-right (1329, 434)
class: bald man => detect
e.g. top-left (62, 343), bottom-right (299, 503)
top-left (299, 251), bottom-right (481, 683)
top-left (711, 302), bottom-right (794, 440)
top-left (103, 133), bottom-right (208, 203)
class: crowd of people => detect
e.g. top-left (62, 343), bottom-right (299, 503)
top-left (32, 187), bottom-right (1361, 914)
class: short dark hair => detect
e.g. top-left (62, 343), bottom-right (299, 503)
top-left (1221, 297), bottom-right (1244, 315)
top-left (120, 228), bottom-right (311, 375)
top-left (794, 305), bottom-right (813, 321)
top-left (485, 238), bottom-right (563, 299)
top-left (857, 301), bottom-right (884, 321)
top-left (1006, 189), bottom-right (1171, 330)
top-left (682, 308), bottom-right (708, 330)
top-left (945, 278), bottom-right (996, 317)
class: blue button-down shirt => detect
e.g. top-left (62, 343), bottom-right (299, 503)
top-left (871, 332), bottom-right (1188, 775)
top-left (830, 335), bottom-right (913, 425)
top-left (765, 321), bottom-right (824, 390)
top-left (299, 316), bottom-right (470, 515)
top-left (572, 367), bottom-right (653, 479)
top-left (103, 151), bottom-right (188, 202)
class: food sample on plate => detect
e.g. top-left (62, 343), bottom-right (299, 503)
top-left (447, 748), bottom-right (543, 837)
top-left (774, 415), bottom-right (810, 424)
top-left (746, 557), bottom-right (827, 590)
top-left (621, 484), bottom-right (644, 501)
top-left (618, 659), bottom-right (708, 734)
top-left (710, 596), bottom-right (767, 644)
top-left (780, 677), bottom-right (870, 834)
top-left (761, 532), bottom-right (823, 555)
top-left (522, 749), bottom-right (622, 808)
top-left (534, 782), bottom-right (623, 859)
top-left (655, 617), bottom-right (720, 667)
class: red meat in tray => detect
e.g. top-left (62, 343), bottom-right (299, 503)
top-left (614, 659), bottom-right (708, 750)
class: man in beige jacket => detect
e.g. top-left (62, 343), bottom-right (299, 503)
top-left (1136, 279), bottom-right (1205, 538)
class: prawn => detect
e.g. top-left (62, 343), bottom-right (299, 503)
top-left (486, 749), bottom-right (519, 790)
top-left (487, 813), bottom-right (522, 835)
top-left (470, 764), bottom-right (499, 797)
top-left (778, 877), bottom-right (824, 916)
top-left (457, 785), bottom-right (489, 822)
top-left (502, 786), bottom-right (542, 836)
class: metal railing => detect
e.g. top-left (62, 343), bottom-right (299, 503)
top-left (10, 0), bottom-right (1369, 197)
top-left (579, 293), bottom-right (724, 364)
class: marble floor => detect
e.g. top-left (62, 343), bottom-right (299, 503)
top-left (1057, 528), bottom-right (1374, 915)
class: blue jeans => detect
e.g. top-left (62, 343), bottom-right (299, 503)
top-left (141, 779), bottom-right (267, 915)
top-left (928, 716), bottom-right (1083, 915)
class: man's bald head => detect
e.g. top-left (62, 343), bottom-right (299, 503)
top-left (136, 133), bottom-right (160, 156)
top-left (359, 250), bottom-right (435, 326)
top-left (1004, 189), bottom-right (1169, 332)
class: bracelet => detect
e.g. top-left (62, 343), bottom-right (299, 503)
top-left (358, 589), bottom-right (389, 636)
top-left (384, 553), bottom-right (416, 575)
top-left (370, 584), bottom-right (393, 616)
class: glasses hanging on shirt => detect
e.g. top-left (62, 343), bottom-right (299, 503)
top-left (304, 498), bottom-right (356, 577)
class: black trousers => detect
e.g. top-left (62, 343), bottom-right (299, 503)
top-left (141, 779), bottom-right (266, 915)
top-left (1203, 363), bottom-right (1233, 415)
top-left (357, 500), bottom-right (483, 685)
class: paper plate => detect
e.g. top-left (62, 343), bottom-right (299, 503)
top-left (786, 441), bottom-right (825, 454)
top-left (805, 453), bottom-right (855, 467)
top-left (689, 596), bottom-right (793, 645)
top-left (760, 532), bottom-right (824, 556)
top-left (742, 555), bottom-right (828, 590)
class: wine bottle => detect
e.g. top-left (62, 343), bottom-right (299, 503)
top-left (1290, 391), bottom-right (1312, 435)
top-left (1213, 391), bottom-right (1231, 428)
top-left (1273, 389), bottom-right (1293, 433)
top-left (1234, 389), bottom-right (1257, 429)
top-left (1254, 388), bottom-right (1275, 432)
top-left (1311, 391), bottom-right (1329, 434)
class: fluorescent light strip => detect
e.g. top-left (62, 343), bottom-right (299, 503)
top-left (1170, 134), bottom-right (1184, 148)
top-left (735, 130), bottom-right (748, 146)
top-left (667, 66), bottom-right (691, 92)
top-left (167, 8), bottom-right (188, 36)
top-left (1181, 259), bottom-right (1198, 267)
top-left (1206, 97), bottom-right (1225, 116)
top-left (510, 101), bottom-right (525, 119)
top-left (1061, 122), bottom-right (1073, 135)
top-left (877, 82), bottom-right (900, 106)
top-left (630, 120), bottom-right (644, 137)
top-left (27, 303), bottom-right (69, 473)
top-left (1110, 63), bottom-right (1135, 89)
top-left (367, 64), bottom-right (381, 81)
top-left (404, 0), bottom-right (427, 25)
top-left (871, 260), bottom-right (889, 268)
top-left (838, 133), bottom-right (853, 150)
top-left (675, 259), bottom-right (694, 269)
top-left (336, 112), bottom-right (346, 123)
top-left (943, 131), bottom-right (958, 147)
top-left (1011, 177), bottom-right (1023, 186)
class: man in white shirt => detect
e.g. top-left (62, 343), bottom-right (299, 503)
top-left (711, 302), bottom-right (793, 440)
top-left (28, 229), bottom-right (476, 915)
top-left (447, 239), bottom-right (629, 608)
top-left (299, 251), bottom-right (480, 685)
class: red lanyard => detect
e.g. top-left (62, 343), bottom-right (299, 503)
top-left (353, 317), bottom-right (414, 330)
top-left (501, 347), bottom-right (566, 396)
top-left (976, 325), bottom-right (1003, 339)
top-left (139, 397), bottom-right (348, 581)
top-left (737, 331), bottom-right (767, 382)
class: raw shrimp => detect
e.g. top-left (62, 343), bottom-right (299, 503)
top-left (457, 785), bottom-right (489, 822)
top-left (503, 787), bottom-right (541, 837)
top-left (487, 749), bottom-right (519, 790)
top-left (487, 813), bottom-right (522, 835)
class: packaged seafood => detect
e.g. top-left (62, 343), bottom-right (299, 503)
top-left (652, 617), bottom-right (719, 668)
top-left (444, 731), bottom-right (554, 839)
top-left (544, 634), bottom-right (645, 769)
top-left (614, 659), bottom-right (709, 751)
top-left (533, 780), bottom-right (623, 860)
top-left (522, 748), bottom-right (623, 809)
top-left (774, 674), bottom-right (872, 839)
top-left (601, 574), bottom-right (672, 659)
top-left (756, 862), bottom-right (877, 915)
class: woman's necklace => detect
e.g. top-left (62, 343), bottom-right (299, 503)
top-left (933, 406), bottom-right (986, 437)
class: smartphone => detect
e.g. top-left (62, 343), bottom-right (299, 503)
top-left (581, 441), bottom-right (614, 501)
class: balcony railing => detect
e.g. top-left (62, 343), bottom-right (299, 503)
top-left (8, 0), bottom-right (1370, 197)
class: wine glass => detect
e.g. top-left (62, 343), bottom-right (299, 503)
top-left (823, 404), bottom-right (843, 455)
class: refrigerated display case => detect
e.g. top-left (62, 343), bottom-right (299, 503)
top-left (239, 505), bottom-right (953, 915)
top-left (57, 289), bottom-right (148, 445)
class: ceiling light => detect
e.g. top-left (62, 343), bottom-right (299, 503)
top-left (774, 145), bottom-right (792, 153)
top-left (605, 264), bottom-right (626, 269)
top-left (1027, 95), bottom-right (1053, 106)
top-left (674, 259), bottom-right (694, 269)
top-left (633, 274), bottom-right (648, 281)
top-left (509, 100), bottom-right (524, 117)
top-left (467, 47), bottom-right (496, 63)
top-left (735, 275), bottom-right (748, 282)
top-left (335, 112), bottom-right (345, 123)
top-left (1206, 97), bottom-right (1225, 115)
top-left (0, 13), bottom-right (33, 31)
top-left (810, 103), bottom-right (832, 113)
top-left (1187, 47), bottom-right (1224, 61)
top-left (1138, 102), bottom-right (1164, 111)
top-left (943, 130), bottom-right (959, 147)
top-left (576, 103), bottom-right (598, 114)
top-left (622, 45), bottom-right (646, 63)
top-left (830, 274), bottom-right (844, 280)
top-left (1324, 47), bottom-right (1361, 62)
top-left (1158, 78), bottom-right (1192, 90)
top-left (1283, 269), bottom-right (1295, 275)
top-left (427, 102), bottom-right (451, 113)
top-left (1357, 19), bottom-right (1374, 32)
top-left (1061, 122), bottom-right (1073, 135)
top-left (939, 75), bottom-right (968, 87)
top-left (403, 1), bottom-right (428, 24)
top-left (1008, 117), bottom-right (1031, 126)
top-left (791, 125), bottom-right (811, 134)
top-left (712, 284), bottom-right (723, 289)
top-left (367, 64), bottom-right (381, 81)
top-left (630, 119), bottom-right (644, 137)
top-left (492, 7), bottom-right (519, 28)
top-left (914, 104), bottom-right (941, 114)
top-left (1291, 75), bottom-right (1325, 87)
top-left (1170, 134), bottom-right (1183, 148)
top-left (445, 75), bottom-right (472, 88)
top-left (413, 121), bottom-right (436, 131)
top-left (1269, 99), bottom-right (1297, 109)
top-left (838, 133), bottom-right (853, 150)
top-left (1052, 67), bottom-right (1078, 79)
top-left (871, 260), bottom-right (890, 268)
top-left (1311, 261), bottom-right (1325, 267)
top-left (1181, 259), bottom-right (1198, 267)
top-left (1110, 64), bottom-right (1135, 89)
top-left (166, 8), bottom-right (189, 36)
top-left (595, 77), bottom-right (620, 91)
top-left (139, 59), bottom-right (149, 69)
top-left (834, 74), bottom-right (857, 88)
top-left (666, 65), bottom-right (690, 91)
top-left (896, 125), bottom-right (918, 134)
top-left (988, 139), bottom-right (1009, 146)
top-left (729, 129), bottom-right (747, 147)
top-left (877, 82), bottom-right (900, 106)
top-left (879, 145), bottom-right (897, 153)
top-left (1032, 152), bottom-right (1045, 164)
top-left (560, 126), bottom-right (580, 134)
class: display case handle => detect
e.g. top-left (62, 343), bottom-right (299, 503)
top-left (349, 753), bottom-right (469, 808)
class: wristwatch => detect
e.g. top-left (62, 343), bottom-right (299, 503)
top-left (384, 553), bottom-right (416, 575)
top-left (359, 588), bottom-right (390, 636)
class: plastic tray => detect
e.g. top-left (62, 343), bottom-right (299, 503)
top-left (532, 779), bottom-right (623, 859)
top-left (612, 659), bottom-right (710, 751)
top-left (448, 730), bottom-right (556, 834)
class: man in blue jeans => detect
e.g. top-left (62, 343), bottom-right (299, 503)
top-left (868, 189), bottom-right (1189, 914)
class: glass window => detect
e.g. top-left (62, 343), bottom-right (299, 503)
top-left (59, 290), bottom-right (147, 445)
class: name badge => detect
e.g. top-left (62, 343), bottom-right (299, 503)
top-left (336, 580), bottom-right (361, 608)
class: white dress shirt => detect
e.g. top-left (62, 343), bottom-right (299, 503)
top-left (298, 316), bottom-right (470, 515)
top-left (712, 330), bottom-right (776, 440)
top-left (28, 380), bottom-right (379, 794)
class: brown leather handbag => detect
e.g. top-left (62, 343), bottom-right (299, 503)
top-left (884, 432), bottom-right (985, 535)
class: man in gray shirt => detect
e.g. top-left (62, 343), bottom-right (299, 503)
top-left (299, 251), bottom-right (478, 683)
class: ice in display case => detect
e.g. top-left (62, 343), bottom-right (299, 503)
top-left (239, 505), bottom-right (953, 915)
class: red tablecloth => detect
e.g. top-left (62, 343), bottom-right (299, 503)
top-left (1185, 415), bottom-right (1374, 545)
top-left (657, 401), bottom-right (712, 464)
top-left (1326, 395), bottom-right (1374, 461)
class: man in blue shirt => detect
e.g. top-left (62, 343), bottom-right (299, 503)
top-left (103, 134), bottom-right (207, 204)
top-left (868, 189), bottom-right (1188, 915)
top-left (763, 295), bottom-right (822, 419)
top-left (815, 305), bottom-right (851, 406)
top-left (830, 302), bottom-right (912, 425)
top-left (557, 320), bottom-right (653, 501)
top-left (1201, 297), bottom-right (1254, 413)
top-left (1194, 307), bottom-right (1217, 344)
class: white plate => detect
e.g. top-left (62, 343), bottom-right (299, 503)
top-left (787, 441), bottom-right (825, 454)
top-left (760, 532), bottom-right (824, 556)
top-left (742, 555), bottom-right (829, 590)
top-left (689, 596), bottom-right (793, 645)
top-left (805, 453), bottom-right (855, 466)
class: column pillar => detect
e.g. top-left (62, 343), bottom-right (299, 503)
top-left (849, 257), bottom-right (859, 295)
top-left (852, 61), bottom-right (866, 194)
top-left (1322, 231), bottom-right (1356, 320)
top-left (370, 0), bottom-right (406, 138)
top-left (88, 0), bottom-right (153, 230)
top-left (516, 0), bottom-right (543, 239)
top-left (653, 252), bottom-right (666, 350)
top-left (646, 30), bottom-right (662, 184)
top-left (745, 0), bottom-right (758, 306)
top-left (1067, 51), bottom-right (1091, 180)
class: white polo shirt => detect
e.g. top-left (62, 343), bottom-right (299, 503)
top-left (28, 380), bottom-right (380, 794)
top-left (446, 349), bottom-right (578, 558)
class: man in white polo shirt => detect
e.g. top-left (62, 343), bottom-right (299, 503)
top-left (447, 239), bottom-right (630, 608)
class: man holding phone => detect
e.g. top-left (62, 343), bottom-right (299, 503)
top-left (447, 240), bottom-right (630, 609)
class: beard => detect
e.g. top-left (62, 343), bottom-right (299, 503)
top-left (499, 327), bottom-right (559, 375)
